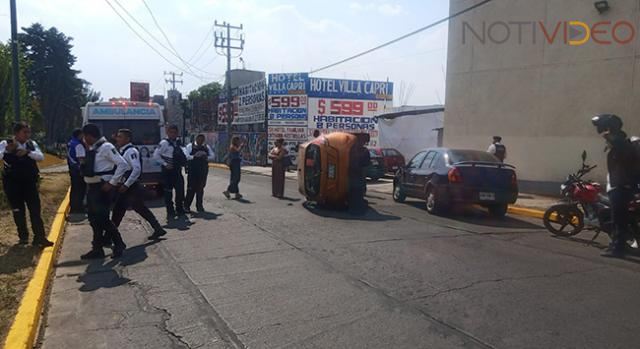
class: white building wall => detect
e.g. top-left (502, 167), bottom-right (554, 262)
top-left (445, 0), bottom-right (640, 193)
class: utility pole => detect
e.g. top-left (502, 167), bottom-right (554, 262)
top-left (10, 0), bottom-right (20, 122)
top-left (164, 71), bottom-right (183, 91)
top-left (214, 21), bottom-right (244, 146)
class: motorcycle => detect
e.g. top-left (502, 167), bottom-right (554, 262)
top-left (543, 151), bottom-right (640, 247)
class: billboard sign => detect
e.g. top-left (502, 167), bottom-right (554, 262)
top-left (218, 78), bottom-right (266, 125)
top-left (130, 82), bottom-right (150, 102)
top-left (306, 78), bottom-right (393, 147)
top-left (308, 78), bottom-right (393, 101)
top-left (268, 73), bottom-right (309, 95)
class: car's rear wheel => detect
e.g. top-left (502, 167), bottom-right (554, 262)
top-left (393, 182), bottom-right (406, 203)
top-left (425, 186), bottom-right (448, 215)
top-left (488, 203), bottom-right (509, 218)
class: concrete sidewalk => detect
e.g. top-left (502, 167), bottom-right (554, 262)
top-left (212, 164), bottom-right (559, 211)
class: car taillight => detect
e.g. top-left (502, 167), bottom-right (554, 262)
top-left (448, 167), bottom-right (463, 183)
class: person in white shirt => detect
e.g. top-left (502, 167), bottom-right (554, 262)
top-left (153, 124), bottom-right (187, 220)
top-left (0, 122), bottom-right (53, 247)
top-left (67, 128), bottom-right (87, 215)
top-left (80, 124), bottom-right (130, 260)
top-left (184, 134), bottom-right (215, 213)
top-left (111, 129), bottom-right (167, 240)
top-left (487, 136), bottom-right (507, 162)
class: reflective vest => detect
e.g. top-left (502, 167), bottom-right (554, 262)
top-left (2, 141), bottom-right (38, 180)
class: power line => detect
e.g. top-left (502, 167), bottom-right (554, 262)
top-left (140, 0), bottom-right (202, 79)
top-left (110, 0), bottom-right (217, 80)
top-left (104, 0), bottom-right (203, 80)
top-left (309, 0), bottom-right (494, 74)
top-left (187, 26), bottom-right (214, 63)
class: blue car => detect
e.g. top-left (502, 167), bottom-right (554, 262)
top-left (393, 148), bottom-right (518, 217)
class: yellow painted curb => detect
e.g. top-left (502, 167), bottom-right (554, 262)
top-left (209, 163), bottom-right (229, 170)
top-left (508, 206), bottom-right (545, 220)
top-left (3, 190), bottom-right (70, 349)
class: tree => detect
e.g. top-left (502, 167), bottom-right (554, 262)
top-left (18, 24), bottom-right (88, 143)
top-left (0, 42), bottom-right (31, 137)
top-left (187, 82), bottom-right (222, 102)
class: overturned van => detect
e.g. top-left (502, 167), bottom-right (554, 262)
top-left (298, 132), bottom-right (370, 208)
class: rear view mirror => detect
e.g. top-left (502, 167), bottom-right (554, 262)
top-left (581, 150), bottom-right (587, 163)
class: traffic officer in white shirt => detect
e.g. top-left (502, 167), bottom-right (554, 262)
top-left (111, 129), bottom-right (167, 240)
top-left (184, 134), bottom-right (215, 213)
top-left (80, 123), bottom-right (130, 259)
top-left (153, 124), bottom-right (188, 220)
top-left (0, 122), bottom-right (53, 247)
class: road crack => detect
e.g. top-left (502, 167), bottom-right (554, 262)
top-left (412, 267), bottom-right (605, 301)
top-left (129, 280), bottom-right (191, 349)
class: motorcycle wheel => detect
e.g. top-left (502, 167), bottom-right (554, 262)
top-left (543, 204), bottom-right (584, 237)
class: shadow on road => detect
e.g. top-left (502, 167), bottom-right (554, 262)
top-left (551, 235), bottom-right (640, 265)
top-left (191, 211), bottom-right (222, 220)
top-left (0, 245), bottom-right (39, 275)
top-left (74, 240), bottom-right (159, 291)
top-left (76, 259), bottom-right (130, 292)
top-left (164, 217), bottom-right (194, 231)
top-left (404, 200), bottom-right (543, 230)
top-left (302, 201), bottom-right (401, 222)
top-left (278, 196), bottom-right (302, 202)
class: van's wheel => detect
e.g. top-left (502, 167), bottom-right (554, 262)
top-left (425, 186), bottom-right (447, 215)
top-left (488, 204), bottom-right (509, 218)
top-left (393, 183), bottom-right (406, 203)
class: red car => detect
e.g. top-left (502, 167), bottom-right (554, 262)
top-left (368, 148), bottom-right (406, 174)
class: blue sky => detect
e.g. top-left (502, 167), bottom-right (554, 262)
top-left (1, 0), bottom-right (449, 105)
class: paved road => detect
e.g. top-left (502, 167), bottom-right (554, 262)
top-left (42, 171), bottom-right (640, 348)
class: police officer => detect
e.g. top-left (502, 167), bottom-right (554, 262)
top-left (592, 114), bottom-right (640, 257)
top-left (153, 124), bottom-right (188, 220)
top-left (184, 134), bottom-right (214, 213)
top-left (487, 136), bottom-right (507, 162)
top-left (67, 128), bottom-right (86, 216)
top-left (80, 124), bottom-right (129, 259)
top-left (112, 129), bottom-right (167, 240)
top-left (0, 122), bottom-right (53, 247)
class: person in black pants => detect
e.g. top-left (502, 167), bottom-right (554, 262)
top-left (185, 134), bottom-right (214, 212)
top-left (153, 125), bottom-right (187, 221)
top-left (348, 134), bottom-right (371, 215)
top-left (111, 129), bottom-right (167, 240)
top-left (592, 114), bottom-right (640, 257)
top-left (223, 136), bottom-right (244, 200)
top-left (67, 128), bottom-right (86, 216)
top-left (80, 124), bottom-right (130, 259)
top-left (0, 122), bottom-right (53, 247)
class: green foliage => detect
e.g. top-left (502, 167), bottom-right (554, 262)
top-left (18, 24), bottom-right (94, 143)
top-left (0, 42), bottom-right (32, 137)
top-left (188, 82), bottom-right (222, 102)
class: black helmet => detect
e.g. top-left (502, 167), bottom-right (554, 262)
top-left (592, 114), bottom-right (623, 134)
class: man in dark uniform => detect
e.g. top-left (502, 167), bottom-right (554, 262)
top-left (184, 134), bottom-right (214, 213)
top-left (80, 124), bottom-right (129, 259)
top-left (592, 114), bottom-right (640, 257)
top-left (111, 129), bottom-right (167, 240)
top-left (348, 133), bottom-right (371, 215)
top-left (153, 125), bottom-right (187, 221)
top-left (67, 128), bottom-right (86, 217)
top-left (0, 122), bottom-right (53, 247)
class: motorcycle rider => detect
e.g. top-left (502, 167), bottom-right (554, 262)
top-left (592, 114), bottom-right (640, 257)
